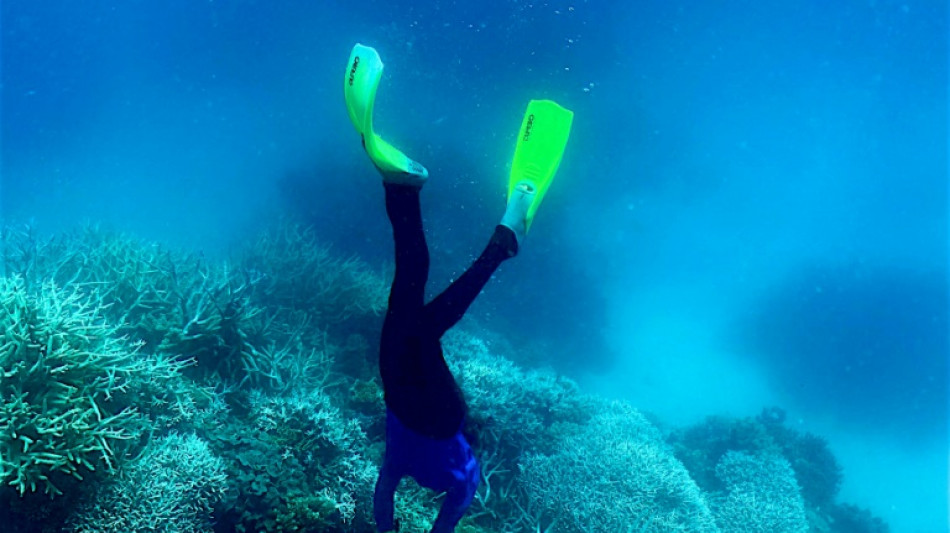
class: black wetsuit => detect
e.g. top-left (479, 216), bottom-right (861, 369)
top-left (379, 183), bottom-right (516, 438)
top-left (374, 183), bottom-right (516, 533)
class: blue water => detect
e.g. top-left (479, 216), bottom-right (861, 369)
top-left (3, 1), bottom-right (947, 531)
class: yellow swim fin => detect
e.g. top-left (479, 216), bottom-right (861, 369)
top-left (507, 99), bottom-right (573, 231)
top-left (344, 43), bottom-right (428, 184)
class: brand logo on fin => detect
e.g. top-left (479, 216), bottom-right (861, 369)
top-left (522, 114), bottom-right (535, 142)
top-left (348, 56), bottom-right (360, 86)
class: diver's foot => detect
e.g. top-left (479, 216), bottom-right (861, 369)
top-left (344, 44), bottom-right (429, 188)
top-left (376, 161), bottom-right (429, 187)
top-left (381, 169), bottom-right (428, 187)
top-left (491, 224), bottom-right (519, 257)
top-left (499, 180), bottom-right (535, 246)
top-left (360, 136), bottom-right (428, 187)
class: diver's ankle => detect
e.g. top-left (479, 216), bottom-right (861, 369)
top-left (492, 225), bottom-right (519, 257)
top-left (379, 168), bottom-right (427, 187)
top-left (499, 181), bottom-right (535, 246)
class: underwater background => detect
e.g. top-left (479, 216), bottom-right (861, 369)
top-left (2, 1), bottom-right (946, 532)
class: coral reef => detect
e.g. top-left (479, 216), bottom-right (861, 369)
top-left (69, 432), bottom-right (227, 532)
top-left (237, 224), bottom-right (388, 325)
top-left (445, 330), bottom-right (594, 452)
top-left (669, 408), bottom-right (885, 533)
top-left (249, 388), bottom-right (377, 525)
top-left (0, 224), bottom-right (890, 532)
top-left (710, 451), bottom-right (808, 533)
top-left (519, 401), bottom-right (719, 532)
top-left (828, 503), bottom-right (891, 533)
top-left (0, 277), bottom-right (145, 496)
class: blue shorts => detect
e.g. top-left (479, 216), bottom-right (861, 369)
top-left (383, 409), bottom-right (480, 495)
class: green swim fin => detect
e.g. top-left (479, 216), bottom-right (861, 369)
top-left (344, 43), bottom-right (428, 183)
top-left (507, 99), bottom-right (574, 231)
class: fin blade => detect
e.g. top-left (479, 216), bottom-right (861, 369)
top-left (344, 43), bottom-right (383, 137)
top-left (343, 43), bottom-right (428, 182)
top-left (508, 99), bottom-right (574, 226)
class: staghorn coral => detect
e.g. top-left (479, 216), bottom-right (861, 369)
top-left (208, 386), bottom-right (380, 532)
top-left (2, 224), bottom-right (333, 393)
top-left (441, 329), bottom-right (596, 529)
top-left (69, 432), bottom-right (227, 533)
top-left (115, 352), bottom-right (227, 435)
top-left (711, 450), bottom-right (809, 533)
top-left (445, 329), bottom-right (594, 451)
top-left (668, 406), bottom-right (845, 529)
top-left (2, 223), bottom-right (190, 346)
top-left (0, 277), bottom-right (144, 497)
top-left (518, 400), bottom-right (719, 533)
top-left (208, 424), bottom-right (309, 533)
top-left (237, 223), bottom-right (388, 324)
top-left (248, 387), bottom-right (377, 527)
top-left (1, 224), bottom-right (890, 533)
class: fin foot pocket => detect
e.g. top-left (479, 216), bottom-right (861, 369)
top-left (343, 43), bottom-right (428, 185)
top-left (506, 99), bottom-right (574, 234)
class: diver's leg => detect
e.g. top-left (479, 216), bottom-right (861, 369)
top-left (373, 456), bottom-right (402, 532)
top-left (423, 225), bottom-right (517, 337)
top-left (429, 474), bottom-right (480, 533)
top-left (428, 436), bottom-right (480, 533)
top-left (385, 183), bottom-right (429, 315)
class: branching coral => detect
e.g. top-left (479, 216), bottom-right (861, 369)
top-left (0, 277), bottom-right (142, 496)
top-left (2, 224), bottom-right (333, 393)
top-left (711, 451), bottom-right (809, 533)
top-left (441, 329), bottom-right (596, 528)
top-left (248, 388), bottom-right (376, 525)
top-left (445, 329), bottom-right (593, 450)
top-left (518, 401), bottom-right (719, 533)
top-left (0, 265), bottom-right (213, 500)
top-left (69, 432), bottom-right (227, 533)
top-left (238, 223), bottom-right (388, 324)
top-left (668, 407), bottom-right (844, 518)
top-left (208, 385), bottom-right (380, 533)
top-left (2, 223), bottom-right (188, 343)
top-left (0, 223), bottom-right (888, 533)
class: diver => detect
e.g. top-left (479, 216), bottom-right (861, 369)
top-left (343, 44), bottom-right (573, 533)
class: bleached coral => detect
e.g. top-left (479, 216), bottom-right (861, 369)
top-left (519, 401), bottom-right (720, 533)
top-left (711, 450), bottom-right (808, 533)
top-left (0, 277), bottom-right (143, 496)
top-left (69, 432), bottom-right (227, 533)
